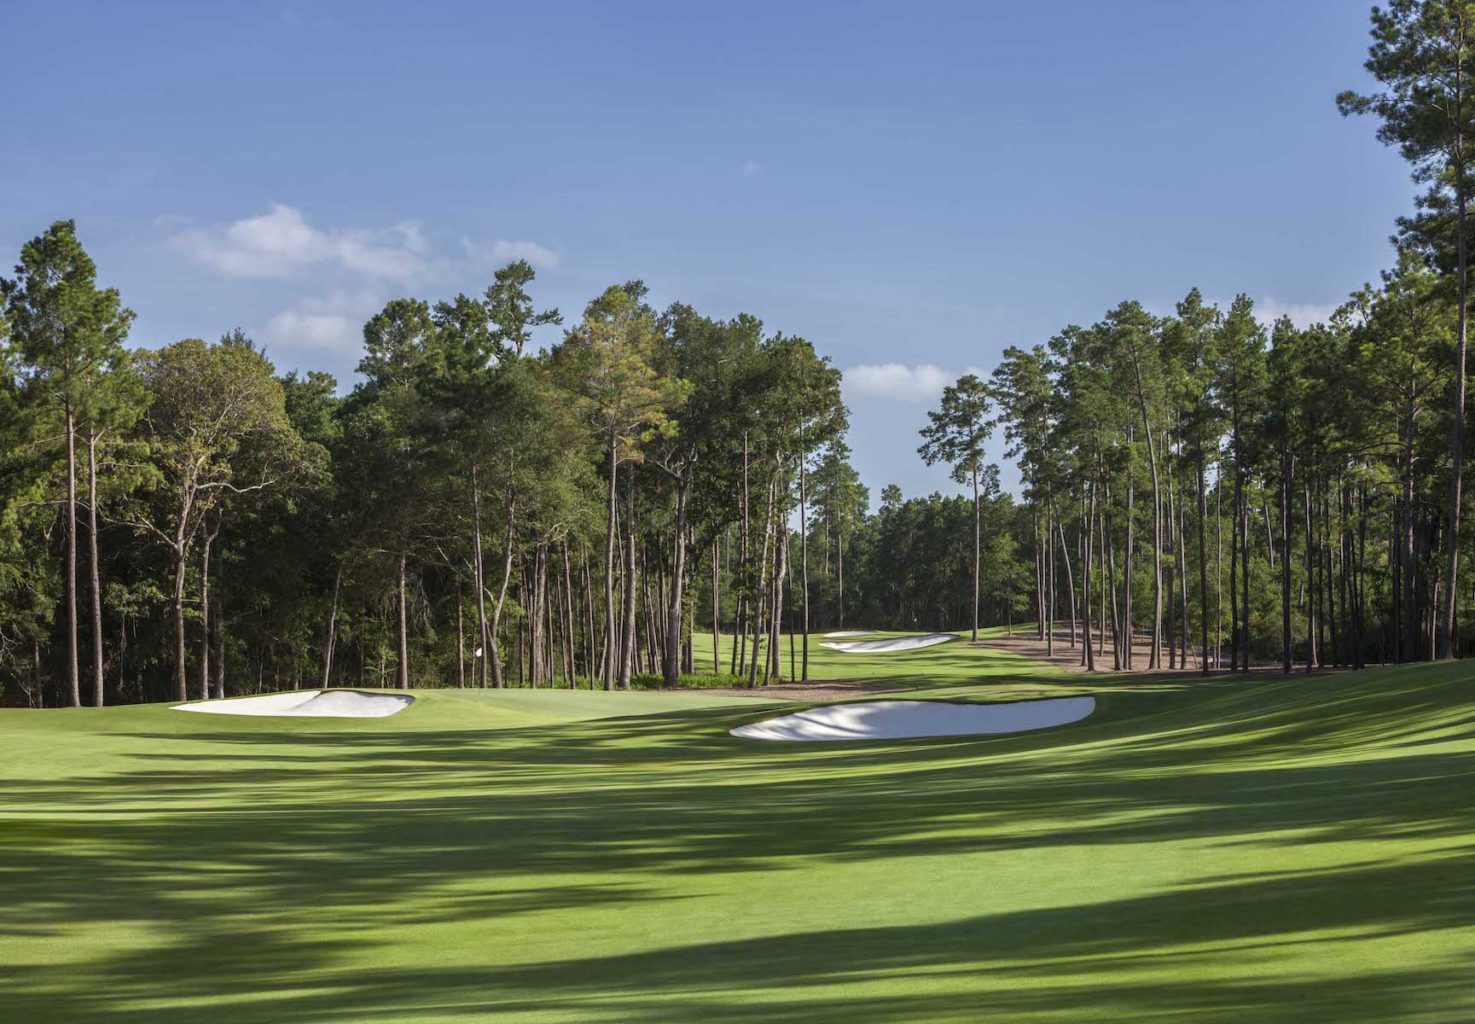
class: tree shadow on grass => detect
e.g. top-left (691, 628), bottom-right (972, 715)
top-left (2, 663), bottom-right (1474, 1021)
top-left (6, 850), bottom-right (1473, 1022)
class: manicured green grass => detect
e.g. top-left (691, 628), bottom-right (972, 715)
top-left (694, 625), bottom-right (1056, 688)
top-left (3, 635), bottom-right (1474, 1022)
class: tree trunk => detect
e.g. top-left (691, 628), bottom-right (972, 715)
top-left (1034, 514), bottom-right (1045, 640)
top-left (1356, 485), bottom-right (1368, 669)
top-left (1083, 480), bottom-right (1096, 671)
top-left (530, 541), bottom-right (547, 686)
top-left (663, 480), bottom-right (689, 687)
top-left (322, 565), bottom-right (341, 688)
top-left (583, 547), bottom-right (597, 686)
top-left (1099, 492), bottom-right (1110, 662)
top-left (64, 402), bottom-right (79, 706)
top-left (1046, 506), bottom-right (1056, 657)
top-left (711, 537), bottom-right (721, 673)
top-left (456, 578), bottom-right (466, 688)
top-left (172, 549), bottom-right (188, 703)
top-left (1126, 344), bottom-right (1163, 668)
top-left (539, 543), bottom-right (553, 684)
top-left (1179, 459), bottom-right (1193, 669)
top-left (1280, 446), bottom-right (1293, 674)
top-left (800, 455), bottom-right (812, 678)
top-left (1240, 476), bottom-right (1251, 673)
top-left (1402, 426), bottom-right (1418, 661)
top-left (786, 525), bottom-right (795, 681)
top-left (619, 467), bottom-right (637, 689)
top-left (562, 541), bottom-right (577, 684)
top-left (1106, 497), bottom-right (1122, 670)
top-left (604, 431), bottom-right (619, 688)
top-left (471, 465), bottom-right (491, 687)
top-left (213, 593), bottom-right (225, 699)
top-left (737, 433), bottom-right (751, 673)
top-left (971, 466), bottom-right (981, 642)
top-left (1306, 484), bottom-right (1318, 670)
top-left (1165, 454), bottom-right (1177, 670)
top-left (1230, 461), bottom-right (1241, 672)
top-left (86, 431), bottom-right (105, 706)
top-left (489, 491), bottom-right (517, 688)
top-left (837, 519), bottom-right (846, 630)
top-left (1197, 448), bottom-right (1209, 672)
top-left (1124, 447), bottom-right (1135, 670)
top-left (397, 552), bottom-right (409, 688)
top-left (1058, 519), bottom-right (1076, 648)
top-left (748, 472), bottom-right (777, 688)
top-left (1442, 128), bottom-right (1469, 658)
top-left (1215, 469), bottom-right (1223, 668)
top-left (769, 496), bottom-right (787, 683)
top-left (200, 526), bottom-right (215, 700)
top-left (1147, 429), bottom-right (1164, 667)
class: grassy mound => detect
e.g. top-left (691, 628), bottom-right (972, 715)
top-left (2, 637), bottom-right (1473, 1022)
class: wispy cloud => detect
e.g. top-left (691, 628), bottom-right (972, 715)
top-left (740, 159), bottom-right (762, 178)
top-left (1254, 298), bottom-right (1340, 328)
top-left (461, 237), bottom-right (560, 270)
top-left (172, 205), bottom-right (563, 290)
top-left (261, 289), bottom-right (381, 359)
top-left (844, 363), bottom-right (983, 402)
top-left (172, 204), bottom-right (429, 281)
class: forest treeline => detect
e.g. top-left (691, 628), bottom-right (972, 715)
top-left (946, 0), bottom-right (1475, 673)
top-left (5, 1), bottom-right (1472, 705)
top-left (0, 220), bottom-right (1040, 707)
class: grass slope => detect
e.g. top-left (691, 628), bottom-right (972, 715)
top-left (2, 636), bottom-right (1474, 1022)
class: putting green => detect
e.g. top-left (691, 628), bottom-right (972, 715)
top-left (3, 635), bottom-right (1473, 1022)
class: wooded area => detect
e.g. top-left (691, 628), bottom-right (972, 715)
top-left (0, 217), bottom-right (1035, 706)
top-left (965, 0), bottom-right (1475, 673)
top-left (5, 1), bottom-right (1475, 704)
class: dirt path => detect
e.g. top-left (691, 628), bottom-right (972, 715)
top-left (979, 629), bottom-right (1252, 674)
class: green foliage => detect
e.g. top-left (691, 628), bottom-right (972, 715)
top-left (918, 373), bottom-right (992, 484)
top-left (555, 284), bottom-right (690, 462)
top-left (3, 219), bottom-right (135, 419)
top-left (1339, 0), bottom-right (1475, 265)
top-left (485, 258), bottom-right (562, 358)
top-left (630, 671), bottom-right (747, 689)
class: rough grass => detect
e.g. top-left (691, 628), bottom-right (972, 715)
top-left (2, 635), bottom-right (1473, 1022)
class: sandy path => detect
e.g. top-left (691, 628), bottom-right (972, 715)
top-left (980, 629), bottom-right (1280, 674)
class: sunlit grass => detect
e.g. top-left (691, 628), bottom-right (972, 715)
top-left (2, 637), bottom-right (1473, 1022)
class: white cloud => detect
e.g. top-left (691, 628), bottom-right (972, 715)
top-left (173, 204), bottom-right (429, 281)
top-left (1254, 298), bottom-right (1339, 329)
top-left (171, 207), bottom-right (561, 288)
top-left (461, 237), bottom-right (560, 270)
top-left (844, 363), bottom-right (984, 403)
top-left (740, 160), bottom-right (762, 177)
top-left (261, 289), bottom-right (380, 359)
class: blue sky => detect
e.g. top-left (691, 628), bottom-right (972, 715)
top-left (4, 0), bottom-right (1410, 502)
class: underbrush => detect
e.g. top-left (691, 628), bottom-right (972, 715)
top-left (630, 672), bottom-right (750, 690)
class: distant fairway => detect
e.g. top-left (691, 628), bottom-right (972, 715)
top-left (4, 637), bottom-right (1474, 1022)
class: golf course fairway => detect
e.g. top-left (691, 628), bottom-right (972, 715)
top-left (3, 635), bottom-right (1474, 1022)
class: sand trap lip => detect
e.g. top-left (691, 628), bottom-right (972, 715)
top-left (173, 690), bottom-right (413, 718)
top-left (822, 630), bottom-right (873, 638)
top-left (819, 632), bottom-right (959, 653)
top-left (731, 696), bottom-right (1095, 741)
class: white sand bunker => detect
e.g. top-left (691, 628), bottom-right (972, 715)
top-left (173, 690), bottom-right (413, 718)
top-left (820, 632), bottom-right (959, 653)
top-left (822, 630), bottom-right (873, 638)
top-left (731, 696), bottom-right (1095, 742)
